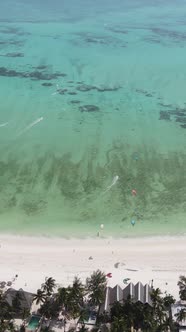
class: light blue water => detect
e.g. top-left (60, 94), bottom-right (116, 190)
top-left (0, 0), bottom-right (185, 237)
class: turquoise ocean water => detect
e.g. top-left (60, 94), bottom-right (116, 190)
top-left (0, 0), bottom-right (185, 237)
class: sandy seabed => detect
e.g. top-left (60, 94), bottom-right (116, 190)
top-left (0, 235), bottom-right (186, 300)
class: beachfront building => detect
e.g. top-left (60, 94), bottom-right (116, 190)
top-left (77, 308), bottom-right (97, 331)
top-left (171, 301), bottom-right (186, 332)
top-left (100, 282), bottom-right (152, 314)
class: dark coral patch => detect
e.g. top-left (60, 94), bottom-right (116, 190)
top-left (76, 84), bottom-right (96, 92)
top-left (70, 100), bottom-right (81, 104)
top-left (68, 91), bottom-right (77, 95)
top-left (96, 86), bottom-right (121, 92)
top-left (159, 106), bottom-right (186, 128)
top-left (0, 66), bottom-right (67, 81)
top-left (145, 93), bottom-right (153, 97)
top-left (159, 111), bottom-right (171, 121)
top-left (135, 88), bottom-right (153, 97)
top-left (0, 67), bottom-right (19, 77)
top-left (158, 103), bottom-right (172, 108)
top-left (42, 82), bottom-right (53, 87)
top-left (0, 27), bottom-right (30, 36)
top-left (175, 117), bottom-right (186, 123)
top-left (0, 39), bottom-right (24, 46)
top-left (2, 52), bottom-right (24, 57)
top-left (76, 83), bottom-right (121, 93)
top-left (79, 105), bottom-right (100, 112)
top-left (106, 27), bottom-right (128, 35)
top-left (34, 65), bottom-right (48, 70)
top-left (57, 88), bottom-right (68, 95)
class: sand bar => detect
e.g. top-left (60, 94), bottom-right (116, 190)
top-left (0, 235), bottom-right (186, 300)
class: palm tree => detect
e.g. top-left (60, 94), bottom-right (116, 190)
top-left (56, 284), bottom-right (83, 319)
top-left (86, 270), bottom-right (107, 306)
top-left (39, 297), bottom-right (60, 319)
top-left (110, 298), bottom-right (135, 332)
top-left (140, 303), bottom-right (158, 332)
top-left (110, 297), bottom-right (162, 332)
top-left (0, 297), bottom-right (13, 322)
top-left (78, 307), bottom-right (89, 327)
top-left (150, 288), bottom-right (166, 325)
top-left (110, 301), bottom-right (123, 320)
top-left (66, 277), bottom-right (85, 318)
top-left (98, 310), bottom-right (110, 325)
top-left (56, 286), bottom-right (69, 309)
top-left (150, 288), bottom-right (162, 309)
top-left (0, 289), bottom-right (15, 332)
top-left (33, 289), bottom-right (47, 305)
top-left (162, 293), bottom-right (175, 331)
top-left (177, 275), bottom-right (186, 300)
top-left (42, 277), bottom-right (56, 296)
top-left (175, 308), bottom-right (186, 324)
top-left (110, 316), bottom-right (127, 332)
top-left (163, 293), bottom-right (175, 309)
top-left (71, 277), bottom-right (84, 301)
top-left (21, 307), bottom-right (30, 320)
top-left (123, 297), bottom-right (136, 332)
top-left (0, 320), bottom-right (16, 332)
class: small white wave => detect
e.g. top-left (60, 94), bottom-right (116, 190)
top-left (103, 175), bottom-right (119, 194)
top-left (0, 122), bottom-right (8, 128)
top-left (17, 117), bottom-right (44, 136)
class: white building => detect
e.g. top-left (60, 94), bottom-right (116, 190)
top-left (100, 282), bottom-right (152, 314)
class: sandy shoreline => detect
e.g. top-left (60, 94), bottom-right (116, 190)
top-left (0, 234), bottom-right (186, 300)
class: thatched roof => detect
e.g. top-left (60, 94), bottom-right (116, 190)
top-left (5, 288), bottom-right (34, 312)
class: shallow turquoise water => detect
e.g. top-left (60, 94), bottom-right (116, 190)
top-left (0, 1), bottom-right (186, 237)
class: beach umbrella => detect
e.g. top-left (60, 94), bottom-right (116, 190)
top-left (106, 273), bottom-right (112, 278)
top-left (123, 278), bottom-right (130, 284)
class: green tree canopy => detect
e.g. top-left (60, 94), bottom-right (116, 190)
top-left (33, 289), bottom-right (47, 305)
top-left (178, 275), bottom-right (186, 300)
top-left (42, 277), bottom-right (56, 296)
top-left (39, 297), bottom-right (60, 319)
top-left (86, 270), bottom-right (107, 306)
top-left (175, 308), bottom-right (186, 323)
top-left (163, 293), bottom-right (175, 309)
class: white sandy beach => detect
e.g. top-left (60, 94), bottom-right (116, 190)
top-left (0, 235), bottom-right (186, 300)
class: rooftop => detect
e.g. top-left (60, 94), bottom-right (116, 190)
top-left (100, 282), bottom-right (152, 314)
